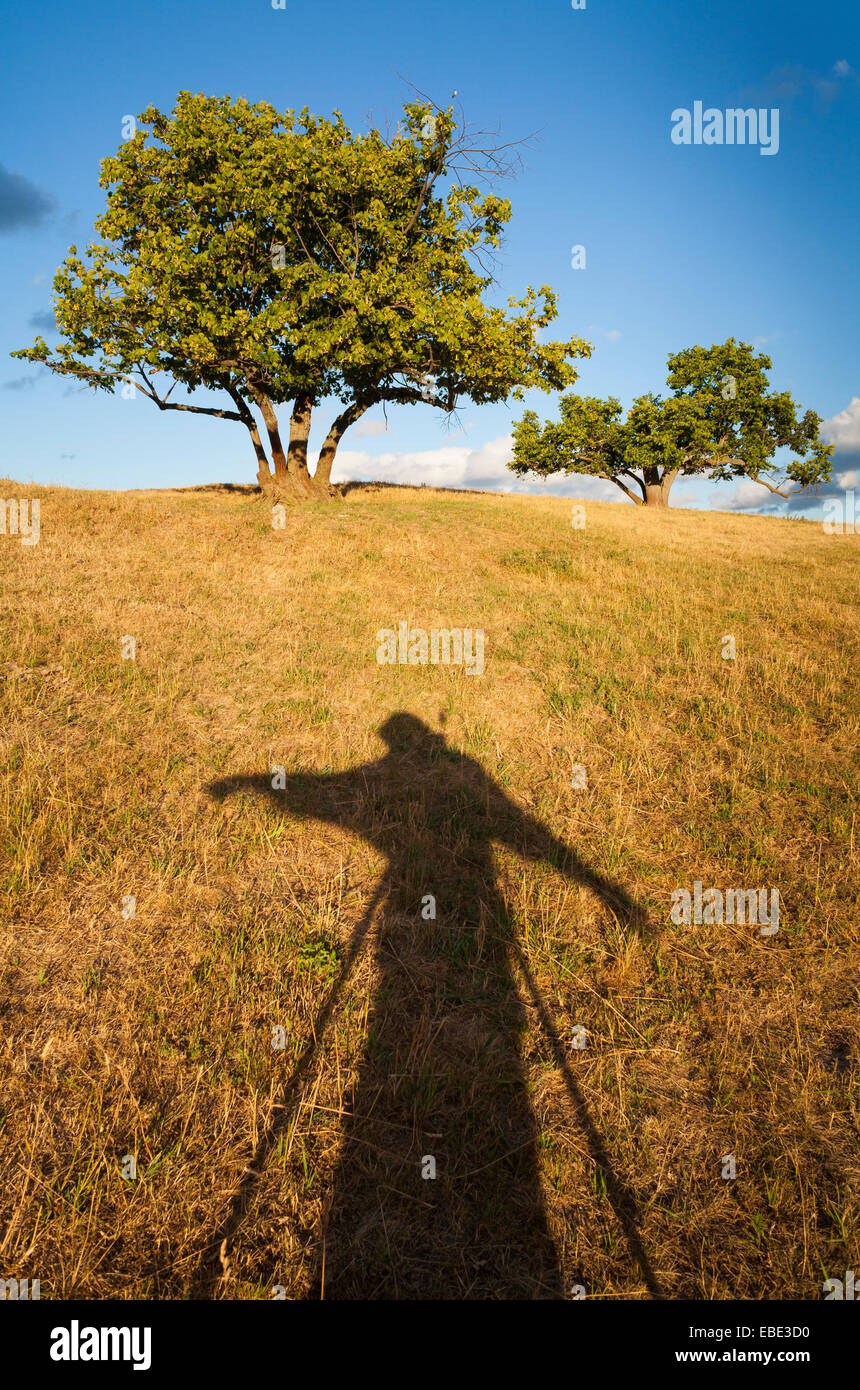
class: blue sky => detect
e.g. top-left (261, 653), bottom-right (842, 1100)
top-left (2, 0), bottom-right (858, 517)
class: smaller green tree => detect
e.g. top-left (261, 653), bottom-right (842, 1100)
top-left (509, 340), bottom-right (833, 507)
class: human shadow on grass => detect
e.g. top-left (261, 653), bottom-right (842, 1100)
top-left (197, 713), bottom-right (661, 1299)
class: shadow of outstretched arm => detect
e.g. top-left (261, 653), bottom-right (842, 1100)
top-left (191, 772), bottom-right (388, 1296)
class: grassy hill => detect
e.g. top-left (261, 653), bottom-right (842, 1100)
top-left (0, 479), bottom-right (857, 1299)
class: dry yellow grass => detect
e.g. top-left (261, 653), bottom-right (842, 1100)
top-left (0, 477), bottom-right (857, 1299)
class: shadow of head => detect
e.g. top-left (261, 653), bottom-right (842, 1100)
top-left (376, 711), bottom-right (450, 760)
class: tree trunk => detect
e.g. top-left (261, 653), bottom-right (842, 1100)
top-left (311, 400), bottom-right (370, 498)
top-left (227, 386), bottom-right (276, 495)
top-left (286, 395), bottom-right (315, 500)
top-left (242, 392), bottom-right (371, 502)
top-left (659, 469), bottom-right (679, 506)
top-left (248, 420), bottom-right (274, 493)
top-left (247, 387), bottom-right (310, 500)
top-left (642, 468), bottom-right (678, 507)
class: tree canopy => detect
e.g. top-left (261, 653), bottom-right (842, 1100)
top-left (13, 91), bottom-right (590, 499)
top-left (509, 339), bottom-right (833, 507)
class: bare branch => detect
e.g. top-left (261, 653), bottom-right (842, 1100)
top-left (746, 475), bottom-right (807, 499)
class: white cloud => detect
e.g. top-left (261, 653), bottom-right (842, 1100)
top-left (821, 396), bottom-right (860, 450)
top-left (584, 323), bottom-right (621, 342)
top-left (719, 478), bottom-right (783, 512)
top-left (352, 417), bottom-right (389, 438)
top-left (741, 61), bottom-right (857, 107)
top-left (330, 435), bottom-right (515, 490)
top-left (325, 433), bottom-right (627, 501)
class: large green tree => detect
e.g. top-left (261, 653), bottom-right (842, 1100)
top-left (13, 92), bottom-right (589, 500)
top-left (509, 340), bottom-right (833, 507)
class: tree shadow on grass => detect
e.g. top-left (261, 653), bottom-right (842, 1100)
top-left (197, 712), bottom-right (661, 1299)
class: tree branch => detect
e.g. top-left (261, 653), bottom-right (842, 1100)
top-left (375, 383), bottom-right (454, 411)
top-left (134, 367), bottom-right (244, 420)
top-left (402, 145), bottom-right (446, 239)
top-left (607, 474), bottom-right (645, 505)
top-left (746, 475), bottom-right (806, 499)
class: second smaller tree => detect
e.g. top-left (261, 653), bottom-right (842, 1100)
top-left (509, 339), bottom-right (833, 507)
